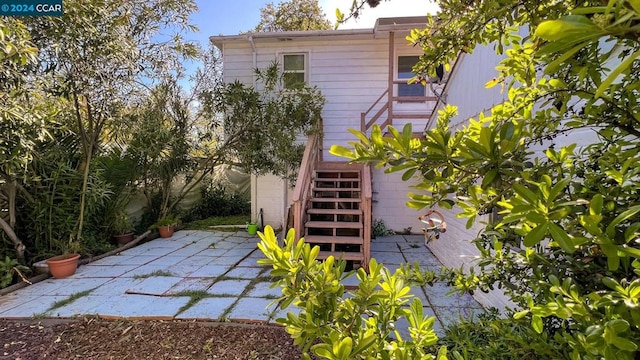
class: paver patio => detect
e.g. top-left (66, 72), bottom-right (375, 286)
top-left (0, 230), bottom-right (484, 335)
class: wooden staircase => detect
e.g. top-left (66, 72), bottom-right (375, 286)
top-left (304, 163), bottom-right (369, 265)
top-left (291, 132), bottom-right (371, 269)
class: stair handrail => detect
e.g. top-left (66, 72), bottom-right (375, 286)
top-left (361, 164), bottom-right (372, 268)
top-left (292, 132), bottom-right (321, 238)
top-left (360, 89), bottom-right (389, 132)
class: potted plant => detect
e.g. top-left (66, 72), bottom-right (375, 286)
top-left (246, 222), bottom-right (258, 235)
top-left (155, 214), bottom-right (180, 238)
top-left (46, 239), bottom-right (81, 278)
top-left (112, 211), bottom-right (135, 245)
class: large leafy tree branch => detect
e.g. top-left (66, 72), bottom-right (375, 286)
top-left (22, 0), bottom-right (199, 243)
top-left (254, 0), bottom-right (332, 32)
top-left (129, 57), bottom-right (325, 220)
top-left (332, 0), bottom-right (640, 358)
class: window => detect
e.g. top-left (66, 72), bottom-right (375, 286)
top-left (397, 56), bottom-right (425, 98)
top-left (283, 53), bottom-right (306, 89)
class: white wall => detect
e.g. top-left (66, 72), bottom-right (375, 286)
top-left (251, 174), bottom-right (288, 230)
top-left (372, 168), bottom-right (426, 233)
top-left (222, 33), bottom-right (432, 231)
top-left (426, 44), bottom-right (514, 309)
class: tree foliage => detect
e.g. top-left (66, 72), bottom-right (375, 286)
top-left (126, 55), bottom-right (324, 220)
top-left (254, 0), bottom-right (332, 32)
top-left (11, 0), bottom-right (199, 246)
top-left (331, 0), bottom-right (640, 358)
top-left (258, 226), bottom-right (447, 360)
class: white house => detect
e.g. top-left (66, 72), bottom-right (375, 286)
top-left (211, 17), bottom-right (601, 309)
top-left (211, 17), bottom-right (443, 267)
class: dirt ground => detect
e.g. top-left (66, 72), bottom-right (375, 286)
top-left (0, 318), bottom-right (304, 359)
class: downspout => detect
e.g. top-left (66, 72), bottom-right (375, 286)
top-left (248, 35), bottom-right (259, 223)
top-left (248, 35), bottom-right (257, 87)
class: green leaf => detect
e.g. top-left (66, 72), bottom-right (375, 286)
top-left (482, 169), bottom-right (498, 189)
top-left (514, 310), bottom-right (530, 319)
top-left (590, 194), bottom-right (604, 215)
top-left (547, 178), bottom-right (571, 203)
top-left (524, 222), bottom-right (548, 247)
top-left (548, 222), bottom-right (575, 253)
top-left (595, 49), bottom-right (640, 99)
top-left (535, 15), bottom-right (599, 41)
top-left (329, 145), bottom-right (355, 159)
top-left (532, 315), bottom-right (543, 333)
top-left (612, 336), bottom-right (638, 351)
top-left (629, 0), bottom-right (640, 15)
top-left (402, 168), bottom-right (417, 181)
top-left (544, 40), bottom-right (590, 74)
top-left (513, 183), bottom-right (539, 205)
top-left (336, 337), bottom-right (352, 360)
top-left (606, 205), bottom-right (640, 237)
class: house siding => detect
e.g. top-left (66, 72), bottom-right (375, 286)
top-left (222, 34), bottom-right (431, 232)
top-left (427, 42), bottom-right (599, 309)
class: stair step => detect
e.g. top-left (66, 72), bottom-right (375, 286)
top-left (305, 235), bottom-right (364, 245)
top-left (305, 221), bottom-right (363, 229)
top-left (315, 177), bottom-right (360, 182)
top-left (315, 169), bottom-right (360, 173)
top-left (313, 187), bottom-right (361, 192)
top-left (317, 251), bottom-right (364, 261)
top-left (310, 197), bottom-right (361, 203)
top-left (307, 208), bottom-right (362, 215)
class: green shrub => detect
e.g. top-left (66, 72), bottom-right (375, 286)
top-left (257, 225), bottom-right (448, 360)
top-left (184, 182), bottom-right (249, 222)
top-left (438, 309), bottom-right (563, 360)
top-left (372, 218), bottom-right (395, 238)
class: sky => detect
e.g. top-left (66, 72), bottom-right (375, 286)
top-left (189, 0), bottom-right (440, 48)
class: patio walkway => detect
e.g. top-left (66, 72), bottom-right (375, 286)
top-left (0, 230), bottom-right (483, 334)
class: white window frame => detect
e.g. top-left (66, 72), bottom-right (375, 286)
top-left (280, 52), bottom-right (309, 88)
top-left (396, 54), bottom-right (426, 99)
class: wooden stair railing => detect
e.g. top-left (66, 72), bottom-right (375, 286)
top-left (360, 82), bottom-right (438, 132)
top-left (361, 164), bottom-right (372, 267)
top-left (291, 133), bottom-right (322, 239)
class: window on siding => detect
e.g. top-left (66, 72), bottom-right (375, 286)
top-left (397, 56), bottom-right (425, 98)
top-left (283, 53), bottom-right (306, 89)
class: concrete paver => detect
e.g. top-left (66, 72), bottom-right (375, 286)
top-left (224, 266), bottom-right (265, 279)
top-left (175, 297), bottom-right (236, 320)
top-left (187, 264), bottom-right (229, 278)
top-left (207, 279), bottom-right (251, 296)
top-left (2, 295), bottom-right (67, 318)
top-left (227, 297), bottom-right (273, 321)
top-left (245, 281), bottom-right (281, 298)
top-left (126, 276), bottom-right (184, 295)
top-left (73, 265), bottom-right (140, 278)
top-left (165, 278), bottom-right (215, 295)
top-left (88, 294), bottom-right (190, 319)
top-left (0, 230), bottom-right (485, 336)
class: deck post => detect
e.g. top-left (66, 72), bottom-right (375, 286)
top-left (387, 31), bottom-right (394, 128)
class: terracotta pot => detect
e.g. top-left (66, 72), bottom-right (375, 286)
top-left (158, 225), bottom-right (175, 238)
top-left (113, 232), bottom-right (135, 245)
top-left (46, 253), bottom-right (80, 278)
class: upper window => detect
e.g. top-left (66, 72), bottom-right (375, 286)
top-left (283, 53), bottom-right (306, 89)
top-left (397, 56), bottom-right (425, 98)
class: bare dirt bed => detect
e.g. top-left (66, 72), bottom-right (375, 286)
top-left (1, 318), bottom-right (303, 359)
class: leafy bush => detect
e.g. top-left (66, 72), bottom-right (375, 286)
top-left (184, 182), bottom-right (249, 222)
top-left (331, 2), bottom-right (640, 359)
top-left (257, 226), bottom-right (447, 360)
top-left (438, 309), bottom-right (562, 360)
top-left (372, 218), bottom-right (395, 238)
top-left (0, 256), bottom-right (30, 289)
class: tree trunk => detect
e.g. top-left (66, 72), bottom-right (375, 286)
top-left (76, 145), bottom-right (93, 242)
top-left (0, 217), bottom-right (26, 264)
